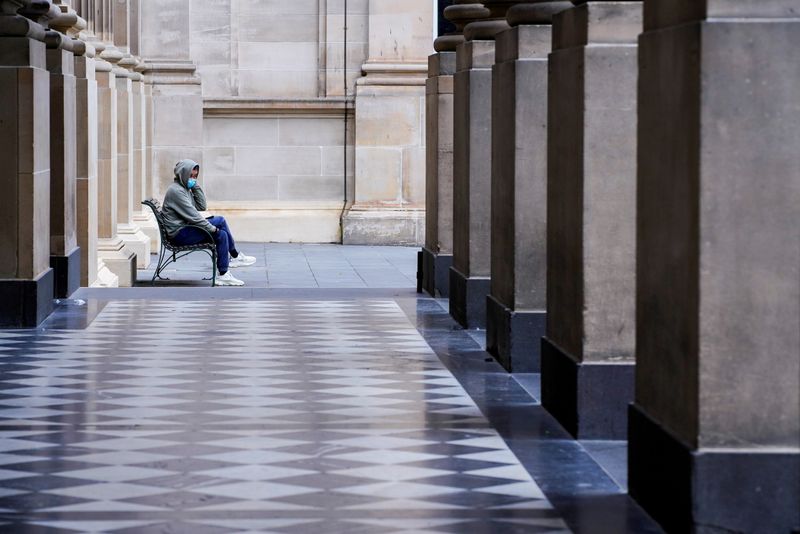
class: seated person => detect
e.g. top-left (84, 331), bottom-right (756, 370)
top-left (161, 159), bottom-right (256, 286)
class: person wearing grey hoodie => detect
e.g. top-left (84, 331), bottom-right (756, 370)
top-left (161, 159), bottom-right (256, 286)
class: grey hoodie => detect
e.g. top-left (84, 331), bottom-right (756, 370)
top-left (160, 159), bottom-right (217, 238)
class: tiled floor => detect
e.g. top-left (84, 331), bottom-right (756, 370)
top-left (139, 244), bottom-right (417, 289)
top-left (1, 246), bottom-right (662, 533)
top-left (0, 299), bottom-right (570, 533)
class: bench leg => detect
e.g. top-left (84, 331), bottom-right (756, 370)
top-left (152, 246), bottom-right (171, 283)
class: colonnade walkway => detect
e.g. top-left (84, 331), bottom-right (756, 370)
top-left (0, 247), bottom-right (660, 533)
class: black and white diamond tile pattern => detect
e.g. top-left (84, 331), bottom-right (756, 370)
top-left (0, 300), bottom-right (569, 533)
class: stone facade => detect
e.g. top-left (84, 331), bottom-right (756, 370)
top-left (3, 0), bottom-right (798, 530)
top-left (145, 0), bottom-right (435, 244)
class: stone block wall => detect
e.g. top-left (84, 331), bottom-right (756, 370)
top-left (149, 0), bottom-right (432, 243)
top-left (201, 111), bottom-right (354, 242)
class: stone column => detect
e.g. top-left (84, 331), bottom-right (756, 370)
top-left (143, 75), bottom-right (154, 203)
top-left (130, 64), bottom-right (159, 251)
top-left (0, 0), bottom-right (54, 327)
top-left (73, 35), bottom-right (114, 287)
top-left (46, 12), bottom-right (80, 298)
top-left (629, 2), bottom-right (800, 532)
top-left (449, 0), bottom-right (511, 329)
top-left (419, 3), bottom-right (479, 297)
top-left (486, 1), bottom-right (570, 372)
top-left (138, 0), bottom-right (203, 200)
top-left (55, 1), bottom-right (107, 288)
top-left (114, 59), bottom-right (150, 268)
top-left (341, 0), bottom-right (433, 245)
top-left (95, 43), bottom-right (137, 286)
top-left (541, 0), bottom-right (641, 438)
top-left (112, 0), bottom-right (149, 268)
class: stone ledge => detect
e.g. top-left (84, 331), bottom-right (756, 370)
top-left (204, 98), bottom-right (356, 118)
top-left (342, 208), bottom-right (424, 246)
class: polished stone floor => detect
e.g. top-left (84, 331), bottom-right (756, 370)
top-left (0, 247), bottom-right (662, 533)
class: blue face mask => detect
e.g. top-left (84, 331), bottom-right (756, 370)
top-left (187, 178), bottom-right (197, 189)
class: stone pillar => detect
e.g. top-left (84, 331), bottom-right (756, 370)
top-left (112, 0), bottom-right (149, 268)
top-left (143, 76), bottom-right (154, 202)
top-left (73, 35), bottom-right (114, 287)
top-left (130, 65), bottom-right (159, 251)
top-left (0, 0), bottom-right (54, 327)
top-left (486, 1), bottom-right (570, 372)
top-left (450, 0), bottom-right (511, 329)
top-left (419, 3), bottom-right (476, 298)
top-left (629, 2), bottom-right (800, 532)
top-left (46, 14), bottom-right (80, 298)
top-left (541, 1), bottom-right (641, 438)
top-left (57, 2), bottom-right (108, 288)
top-left (341, 0), bottom-right (433, 245)
top-left (95, 44), bottom-right (137, 286)
top-left (138, 0), bottom-right (203, 200)
top-left (114, 60), bottom-right (150, 268)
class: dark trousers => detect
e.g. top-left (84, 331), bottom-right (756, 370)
top-left (171, 216), bottom-right (238, 274)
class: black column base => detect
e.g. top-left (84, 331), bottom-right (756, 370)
top-left (50, 246), bottom-right (81, 298)
top-left (0, 269), bottom-right (55, 328)
top-left (629, 404), bottom-right (800, 534)
top-left (420, 247), bottom-right (453, 298)
top-left (486, 294), bottom-right (545, 372)
top-left (541, 337), bottom-right (634, 439)
top-left (449, 267), bottom-right (490, 329)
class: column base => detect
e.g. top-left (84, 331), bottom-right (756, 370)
top-left (98, 238), bottom-right (137, 287)
top-left (449, 266), bottom-right (490, 329)
top-left (50, 247), bottom-right (81, 298)
top-left (342, 207), bottom-right (425, 246)
top-left (0, 269), bottom-right (55, 328)
top-left (541, 337), bottom-right (634, 439)
top-left (486, 295), bottom-right (545, 373)
top-left (118, 223), bottom-right (152, 269)
top-left (92, 259), bottom-right (120, 288)
top-left (420, 247), bottom-right (452, 297)
top-left (629, 404), bottom-right (800, 534)
top-left (133, 210), bottom-right (161, 251)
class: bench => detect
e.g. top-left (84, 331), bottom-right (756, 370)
top-left (141, 199), bottom-right (217, 286)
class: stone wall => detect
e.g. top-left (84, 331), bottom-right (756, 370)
top-left (162, 0), bottom-right (433, 243)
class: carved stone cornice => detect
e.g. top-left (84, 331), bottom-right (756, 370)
top-left (464, 0), bottom-right (520, 41)
top-left (51, 0), bottom-right (86, 37)
top-left (507, 0), bottom-right (572, 26)
top-left (435, 1), bottom-right (490, 52)
top-left (139, 60), bottom-right (201, 86)
top-left (0, 0), bottom-right (46, 40)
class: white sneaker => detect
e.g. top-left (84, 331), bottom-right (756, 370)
top-left (215, 271), bottom-right (245, 286)
top-left (229, 253), bottom-right (256, 268)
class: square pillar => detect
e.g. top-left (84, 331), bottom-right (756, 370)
top-left (130, 72), bottom-right (159, 252)
top-left (114, 66), bottom-right (150, 268)
top-left (46, 38), bottom-right (80, 298)
top-left (450, 38), bottom-right (494, 329)
top-left (95, 53), bottom-right (136, 286)
top-left (630, 2), bottom-right (800, 532)
top-left (421, 51), bottom-right (456, 298)
top-left (0, 15), bottom-right (54, 327)
top-left (74, 39), bottom-right (114, 287)
top-left (542, 1), bottom-right (641, 438)
top-left (487, 3), bottom-right (569, 372)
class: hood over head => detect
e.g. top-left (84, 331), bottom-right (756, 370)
top-left (174, 159), bottom-right (199, 188)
